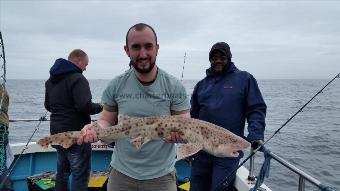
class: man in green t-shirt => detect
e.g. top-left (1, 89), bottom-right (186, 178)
top-left (77, 23), bottom-right (190, 191)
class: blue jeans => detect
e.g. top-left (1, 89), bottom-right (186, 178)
top-left (54, 143), bottom-right (91, 191)
top-left (190, 151), bottom-right (239, 191)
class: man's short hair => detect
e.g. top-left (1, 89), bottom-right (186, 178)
top-left (125, 23), bottom-right (158, 46)
top-left (68, 49), bottom-right (87, 61)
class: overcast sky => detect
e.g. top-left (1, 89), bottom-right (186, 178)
top-left (1, 0), bottom-right (339, 79)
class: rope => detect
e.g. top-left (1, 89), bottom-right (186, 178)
top-left (249, 146), bottom-right (272, 191)
top-left (319, 184), bottom-right (336, 191)
top-left (319, 184), bottom-right (337, 191)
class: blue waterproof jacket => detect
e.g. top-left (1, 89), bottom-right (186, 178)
top-left (190, 63), bottom-right (266, 142)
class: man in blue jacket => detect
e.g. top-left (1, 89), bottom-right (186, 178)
top-left (44, 49), bottom-right (102, 191)
top-left (190, 42), bottom-right (267, 191)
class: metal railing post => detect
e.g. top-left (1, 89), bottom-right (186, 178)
top-left (298, 176), bottom-right (306, 191)
top-left (248, 148), bottom-right (256, 181)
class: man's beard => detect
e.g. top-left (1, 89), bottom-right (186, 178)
top-left (131, 58), bottom-right (156, 74)
top-left (211, 62), bottom-right (227, 73)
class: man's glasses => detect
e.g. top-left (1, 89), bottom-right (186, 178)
top-left (211, 56), bottom-right (227, 62)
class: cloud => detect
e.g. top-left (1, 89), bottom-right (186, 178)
top-left (1, 0), bottom-right (339, 79)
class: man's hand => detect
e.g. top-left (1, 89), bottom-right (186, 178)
top-left (165, 111), bottom-right (190, 144)
top-left (165, 131), bottom-right (187, 144)
top-left (251, 140), bottom-right (264, 150)
top-left (99, 103), bottom-right (104, 110)
top-left (77, 123), bottom-right (98, 145)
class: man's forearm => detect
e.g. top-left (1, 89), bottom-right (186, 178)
top-left (96, 109), bottom-right (118, 128)
top-left (96, 119), bottom-right (112, 128)
top-left (171, 110), bottom-right (190, 117)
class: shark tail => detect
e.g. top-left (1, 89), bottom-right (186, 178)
top-left (37, 131), bottom-right (81, 149)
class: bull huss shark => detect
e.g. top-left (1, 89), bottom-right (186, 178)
top-left (37, 115), bottom-right (250, 160)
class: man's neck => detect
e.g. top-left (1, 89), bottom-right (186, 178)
top-left (134, 66), bottom-right (158, 84)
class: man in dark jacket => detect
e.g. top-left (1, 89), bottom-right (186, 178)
top-left (44, 49), bottom-right (102, 191)
top-left (190, 42), bottom-right (267, 191)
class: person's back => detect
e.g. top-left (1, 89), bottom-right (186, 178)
top-left (45, 59), bottom-right (100, 134)
top-left (44, 49), bottom-right (102, 191)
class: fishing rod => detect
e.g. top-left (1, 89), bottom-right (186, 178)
top-left (0, 111), bottom-right (49, 189)
top-left (0, 32), bottom-right (10, 189)
top-left (181, 52), bottom-right (186, 81)
top-left (214, 73), bottom-right (340, 190)
top-left (0, 32), bottom-right (7, 115)
top-left (0, 32), bottom-right (6, 82)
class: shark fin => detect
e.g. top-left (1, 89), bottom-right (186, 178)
top-left (37, 132), bottom-right (80, 149)
top-left (99, 136), bottom-right (116, 145)
top-left (176, 142), bottom-right (203, 161)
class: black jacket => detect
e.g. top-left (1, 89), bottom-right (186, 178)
top-left (44, 58), bottom-right (102, 135)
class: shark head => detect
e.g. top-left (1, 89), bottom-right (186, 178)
top-left (211, 139), bottom-right (251, 158)
top-left (213, 144), bottom-right (240, 158)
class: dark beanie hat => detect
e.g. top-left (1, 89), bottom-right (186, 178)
top-left (209, 42), bottom-right (232, 61)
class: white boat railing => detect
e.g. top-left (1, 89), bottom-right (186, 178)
top-left (249, 146), bottom-right (337, 191)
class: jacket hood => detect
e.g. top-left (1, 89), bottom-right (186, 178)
top-left (49, 58), bottom-right (82, 76)
top-left (209, 42), bottom-right (232, 62)
top-left (48, 58), bottom-right (82, 83)
top-left (206, 62), bottom-right (237, 77)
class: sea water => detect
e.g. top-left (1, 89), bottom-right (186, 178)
top-left (6, 79), bottom-right (340, 191)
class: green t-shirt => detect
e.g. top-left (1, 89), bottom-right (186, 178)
top-left (101, 68), bottom-right (190, 180)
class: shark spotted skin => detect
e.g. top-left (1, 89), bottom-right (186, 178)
top-left (37, 115), bottom-right (250, 160)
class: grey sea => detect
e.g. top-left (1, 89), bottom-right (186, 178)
top-left (6, 79), bottom-right (340, 191)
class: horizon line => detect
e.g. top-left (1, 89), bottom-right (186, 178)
top-left (4, 78), bottom-right (334, 80)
